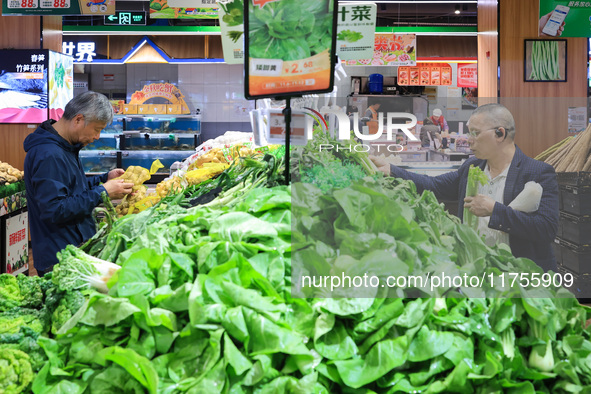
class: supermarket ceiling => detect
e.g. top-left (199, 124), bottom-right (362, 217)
top-left (63, 1), bottom-right (478, 27)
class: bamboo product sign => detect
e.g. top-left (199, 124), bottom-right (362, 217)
top-left (524, 39), bottom-right (567, 82)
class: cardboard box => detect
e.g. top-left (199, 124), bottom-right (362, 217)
top-left (167, 104), bottom-right (181, 115)
top-left (138, 104), bottom-right (153, 115)
top-left (123, 104), bottom-right (138, 114)
top-left (152, 104), bottom-right (167, 114)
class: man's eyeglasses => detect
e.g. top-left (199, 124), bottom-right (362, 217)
top-left (467, 127), bottom-right (500, 138)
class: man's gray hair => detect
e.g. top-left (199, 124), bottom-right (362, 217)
top-left (62, 91), bottom-right (114, 125)
top-left (470, 103), bottom-right (516, 139)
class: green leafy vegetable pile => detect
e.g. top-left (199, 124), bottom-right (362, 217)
top-left (0, 273), bottom-right (87, 392)
top-left (337, 29), bottom-right (364, 43)
top-left (249, 0), bottom-right (334, 61)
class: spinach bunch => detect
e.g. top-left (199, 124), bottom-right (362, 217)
top-left (249, 0), bottom-right (333, 61)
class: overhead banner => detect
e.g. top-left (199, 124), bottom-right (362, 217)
top-left (218, 0), bottom-right (244, 64)
top-left (2, 0), bottom-right (115, 15)
top-left (398, 63), bottom-right (452, 86)
top-left (149, 0), bottom-right (218, 19)
top-left (336, 2), bottom-right (377, 61)
top-left (244, 0), bottom-right (338, 99)
top-left (539, 1), bottom-right (588, 37)
top-left (457, 63), bottom-right (477, 87)
top-left (345, 33), bottom-right (416, 66)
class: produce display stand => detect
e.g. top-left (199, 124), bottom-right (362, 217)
top-left (555, 171), bottom-right (591, 301)
top-left (0, 181), bottom-right (29, 275)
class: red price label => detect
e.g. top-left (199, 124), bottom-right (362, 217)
top-left (53, 0), bottom-right (66, 7)
top-left (20, 0), bottom-right (34, 7)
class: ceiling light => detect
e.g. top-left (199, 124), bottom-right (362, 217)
top-left (455, 4), bottom-right (461, 14)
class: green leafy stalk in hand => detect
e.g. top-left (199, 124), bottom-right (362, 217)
top-left (463, 164), bottom-right (488, 231)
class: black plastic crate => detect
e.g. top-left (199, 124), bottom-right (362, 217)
top-left (557, 171), bottom-right (591, 187)
top-left (554, 237), bottom-right (591, 274)
top-left (557, 265), bottom-right (591, 302)
top-left (560, 185), bottom-right (591, 216)
top-left (558, 212), bottom-right (591, 247)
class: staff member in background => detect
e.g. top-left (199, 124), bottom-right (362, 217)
top-left (420, 117), bottom-right (442, 149)
top-left (384, 103), bottom-right (559, 272)
top-left (364, 101), bottom-right (381, 134)
top-left (24, 91), bottom-right (134, 276)
top-left (430, 108), bottom-right (450, 148)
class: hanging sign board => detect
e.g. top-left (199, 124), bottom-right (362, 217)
top-left (345, 33), bottom-right (416, 66)
top-left (218, 0), bottom-right (244, 64)
top-left (149, 0), bottom-right (218, 19)
top-left (457, 63), bottom-right (477, 87)
top-left (244, 0), bottom-right (338, 99)
top-left (336, 2), bottom-right (377, 61)
top-left (398, 63), bottom-right (452, 86)
top-left (2, 0), bottom-right (115, 15)
top-left (539, 1), bottom-right (589, 37)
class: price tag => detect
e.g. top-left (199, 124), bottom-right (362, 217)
top-left (40, 0), bottom-right (69, 8)
top-left (266, 109), bottom-right (309, 146)
top-left (7, 0), bottom-right (38, 8)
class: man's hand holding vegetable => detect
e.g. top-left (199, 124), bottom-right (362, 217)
top-left (103, 169), bottom-right (133, 200)
top-left (388, 103), bottom-right (559, 271)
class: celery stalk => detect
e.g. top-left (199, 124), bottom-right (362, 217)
top-left (463, 165), bottom-right (488, 231)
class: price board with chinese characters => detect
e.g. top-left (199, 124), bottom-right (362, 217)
top-left (245, 0), bottom-right (338, 99)
top-left (2, 0), bottom-right (114, 15)
top-left (2, 211), bottom-right (28, 276)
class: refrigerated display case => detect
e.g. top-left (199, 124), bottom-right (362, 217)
top-left (80, 114), bottom-right (201, 182)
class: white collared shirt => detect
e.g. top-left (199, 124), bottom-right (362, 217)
top-left (476, 164), bottom-right (510, 247)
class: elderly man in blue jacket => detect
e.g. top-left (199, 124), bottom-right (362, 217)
top-left (388, 103), bottom-right (559, 272)
top-left (24, 91), bottom-right (133, 276)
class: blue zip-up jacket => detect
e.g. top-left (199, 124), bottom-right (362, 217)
top-left (24, 120), bottom-right (108, 272)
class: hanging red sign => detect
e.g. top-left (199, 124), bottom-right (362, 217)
top-left (457, 63), bottom-right (478, 88)
top-left (398, 62), bottom-right (452, 86)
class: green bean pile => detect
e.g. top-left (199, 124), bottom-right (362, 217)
top-left (529, 40), bottom-right (561, 81)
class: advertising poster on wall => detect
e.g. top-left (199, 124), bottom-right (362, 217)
top-left (150, 0), bottom-right (218, 18)
top-left (245, 0), bottom-right (338, 99)
top-left (48, 51), bottom-right (73, 120)
top-left (218, 0), bottom-right (244, 64)
top-left (538, 1), bottom-right (591, 37)
top-left (0, 50), bottom-right (48, 123)
top-left (336, 2), bottom-right (376, 61)
top-left (2, 0), bottom-right (115, 15)
top-left (345, 33), bottom-right (416, 66)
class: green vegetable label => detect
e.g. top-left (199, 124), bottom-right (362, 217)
top-left (219, 0), bottom-right (244, 64)
top-left (245, 0), bottom-right (337, 99)
top-left (336, 3), bottom-right (377, 61)
top-left (539, 0), bottom-right (591, 37)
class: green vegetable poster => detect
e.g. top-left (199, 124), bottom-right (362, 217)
top-left (336, 2), bottom-right (377, 61)
top-left (149, 0), bottom-right (218, 19)
top-left (539, 0), bottom-right (591, 37)
top-left (218, 0), bottom-right (244, 64)
top-left (245, 0), bottom-right (338, 99)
